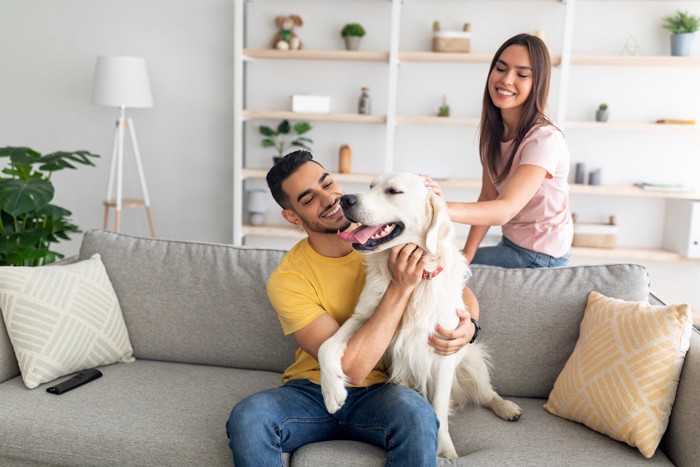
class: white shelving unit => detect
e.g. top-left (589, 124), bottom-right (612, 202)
top-left (233, 0), bottom-right (700, 262)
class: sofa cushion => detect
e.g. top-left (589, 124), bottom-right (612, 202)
top-left (0, 359), bottom-right (282, 466)
top-left (468, 264), bottom-right (650, 399)
top-left (291, 397), bottom-right (672, 466)
top-left (0, 254), bottom-right (134, 389)
top-left (78, 230), bottom-right (297, 373)
top-left (544, 291), bottom-right (692, 458)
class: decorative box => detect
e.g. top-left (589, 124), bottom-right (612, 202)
top-left (291, 95), bottom-right (330, 113)
top-left (432, 21), bottom-right (471, 53)
top-left (572, 215), bottom-right (618, 249)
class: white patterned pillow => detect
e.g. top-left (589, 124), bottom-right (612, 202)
top-left (0, 254), bottom-right (134, 389)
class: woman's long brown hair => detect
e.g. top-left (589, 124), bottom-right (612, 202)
top-left (479, 33), bottom-right (553, 185)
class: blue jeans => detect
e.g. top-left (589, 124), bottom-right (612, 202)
top-left (472, 236), bottom-right (570, 268)
top-left (226, 379), bottom-right (439, 466)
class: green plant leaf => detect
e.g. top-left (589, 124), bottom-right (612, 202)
top-left (294, 122), bottom-right (312, 134)
top-left (0, 178), bottom-right (54, 216)
top-left (0, 147), bottom-right (41, 164)
top-left (259, 125), bottom-right (277, 137)
top-left (39, 150), bottom-right (99, 172)
top-left (277, 120), bottom-right (291, 134)
top-left (261, 139), bottom-right (276, 148)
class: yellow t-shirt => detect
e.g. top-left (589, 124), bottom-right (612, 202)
top-left (267, 238), bottom-right (389, 386)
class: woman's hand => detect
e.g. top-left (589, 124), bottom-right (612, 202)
top-left (429, 308), bottom-right (474, 356)
top-left (419, 174), bottom-right (444, 198)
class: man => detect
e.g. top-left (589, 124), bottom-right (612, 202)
top-left (226, 150), bottom-right (478, 466)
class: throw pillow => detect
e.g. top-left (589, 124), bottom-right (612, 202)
top-left (0, 254), bottom-right (134, 389)
top-left (544, 291), bottom-right (692, 458)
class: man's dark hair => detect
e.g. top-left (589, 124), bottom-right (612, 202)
top-left (266, 150), bottom-right (323, 209)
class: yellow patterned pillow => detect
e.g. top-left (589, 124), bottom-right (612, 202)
top-left (544, 291), bottom-right (692, 458)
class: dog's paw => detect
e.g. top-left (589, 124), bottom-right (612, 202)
top-left (437, 444), bottom-right (459, 460)
top-left (496, 399), bottom-right (522, 421)
top-left (321, 374), bottom-right (347, 414)
top-left (437, 431), bottom-right (458, 459)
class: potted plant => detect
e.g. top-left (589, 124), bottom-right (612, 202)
top-left (662, 10), bottom-right (700, 56)
top-left (259, 120), bottom-right (313, 164)
top-left (438, 95), bottom-right (450, 117)
top-left (0, 147), bottom-right (99, 266)
top-left (341, 23), bottom-right (366, 51)
top-left (595, 103), bottom-right (609, 122)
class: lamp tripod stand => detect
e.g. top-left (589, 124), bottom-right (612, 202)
top-left (103, 106), bottom-right (156, 238)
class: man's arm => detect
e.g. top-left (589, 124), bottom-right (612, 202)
top-left (293, 243), bottom-right (427, 385)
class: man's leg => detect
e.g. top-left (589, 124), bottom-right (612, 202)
top-left (339, 383), bottom-right (439, 467)
top-left (226, 379), bottom-right (339, 467)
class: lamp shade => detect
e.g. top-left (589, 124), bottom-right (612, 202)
top-left (91, 56), bottom-right (153, 108)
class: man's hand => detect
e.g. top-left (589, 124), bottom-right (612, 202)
top-left (388, 243), bottom-right (427, 290)
top-left (429, 308), bottom-right (474, 356)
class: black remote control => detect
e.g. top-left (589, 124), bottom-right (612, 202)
top-left (46, 369), bottom-right (103, 395)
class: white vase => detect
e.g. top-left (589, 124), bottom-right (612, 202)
top-left (671, 32), bottom-right (695, 57)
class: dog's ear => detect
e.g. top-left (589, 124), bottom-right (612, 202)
top-left (275, 15), bottom-right (286, 28)
top-left (290, 15), bottom-right (303, 26)
top-left (425, 192), bottom-right (452, 255)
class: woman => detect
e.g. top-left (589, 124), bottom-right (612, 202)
top-left (428, 33), bottom-right (573, 268)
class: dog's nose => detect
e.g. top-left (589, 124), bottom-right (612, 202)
top-left (340, 195), bottom-right (357, 209)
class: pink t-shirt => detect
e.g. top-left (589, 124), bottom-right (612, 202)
top-left (493, 124), bottom-right (573, 258)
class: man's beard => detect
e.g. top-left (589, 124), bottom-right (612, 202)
top-left (295, 206), bottom-right (352, 235)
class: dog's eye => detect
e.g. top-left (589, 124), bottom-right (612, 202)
top-left (385, 188), bottom-right (403, 195)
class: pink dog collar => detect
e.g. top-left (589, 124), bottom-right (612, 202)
top-left (421, 266), bottom-right (443, 280)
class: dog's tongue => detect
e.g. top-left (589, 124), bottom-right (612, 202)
top-left (338, 224), bottom-right (383, 245)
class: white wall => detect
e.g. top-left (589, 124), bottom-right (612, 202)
top-left (1, 0), bottom-right (699, 319)
top-left (0, 0), bottom-right (234, 253)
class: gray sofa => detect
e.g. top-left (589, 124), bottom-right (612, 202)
top-left (0, 230), bottom-right (698, 466)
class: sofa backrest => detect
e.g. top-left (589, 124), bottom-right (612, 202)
top-left (468, 263), bottom-right (650, 399)
top-left (79, 230), bottom-right (297, 374)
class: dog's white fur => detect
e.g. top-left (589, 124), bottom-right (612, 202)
top-left (318, 172), bottom-right (521, 459)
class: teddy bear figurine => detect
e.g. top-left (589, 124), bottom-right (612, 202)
top-left (270, 15), bottom-right (303, 50)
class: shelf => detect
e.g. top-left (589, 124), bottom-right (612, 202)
top-left (399, 52), bottom-right (493, 63)
top-left (241, 224), bottom-right (695, 263)
top-left (565, 121), bottom-right (699, 132)
top-left (243, 110), bottom-right (386, 124)
top-left (569, 55), bottom-right (700, 68)
top-left (243, 169), bottom-right (700, 200)
top-left (396, 115), bottom-right (480, 126)
top-left (244, 49), bottom-right (389, 62)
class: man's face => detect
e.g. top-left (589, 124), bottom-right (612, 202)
top-left (281, 162), bottom-right (352, 234)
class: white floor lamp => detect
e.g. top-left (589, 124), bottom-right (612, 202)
top-left (92, 56), bottom-right (156, 238)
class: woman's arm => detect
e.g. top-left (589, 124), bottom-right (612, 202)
top-left (447, 164), bottom-right (548, 227)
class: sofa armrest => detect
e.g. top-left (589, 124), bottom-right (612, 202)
top-left (661, 327), bottom-right (700, 466)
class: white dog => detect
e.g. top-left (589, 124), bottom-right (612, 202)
top-left (318, 172), bottom-right (521, 459)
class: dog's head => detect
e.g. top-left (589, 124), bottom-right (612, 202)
top-left (337, 172), bottom-right (453, 255)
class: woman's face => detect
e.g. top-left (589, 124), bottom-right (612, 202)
top-left (488, 44), bottom-right (534, 115)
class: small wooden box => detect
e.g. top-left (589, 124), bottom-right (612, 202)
top-left (572, 218), bottom-right (618, 249)
top-left (432, 21), bottom-right (471, 53)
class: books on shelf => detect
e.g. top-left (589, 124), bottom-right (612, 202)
top-left (635, 182), bottom-right (696, 192)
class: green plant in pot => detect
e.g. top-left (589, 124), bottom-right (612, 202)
top-left (662, 10), bottom-right (700, 56)
top-left (341, 23), bottom-right (366, 51)
top-left (0, 147), bottom-right (99, 266)
top-left (259, 120), bottom-right (313, 164)
top-left (596, 103), bottom-right (609, 122)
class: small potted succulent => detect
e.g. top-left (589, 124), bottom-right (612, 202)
top-left (662, 10), bottom-right (700, 56)
top-left (341, 23), bottom-right (366, 51)
top-left (595, 103), bottom-right (609, 122)
top-left (438, 95), bottom-right (450, 117)
top-left (259, 120), bottom-right (313, 165)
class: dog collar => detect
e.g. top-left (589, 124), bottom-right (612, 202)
top-left (422, 266), bottom-right (443, 280)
